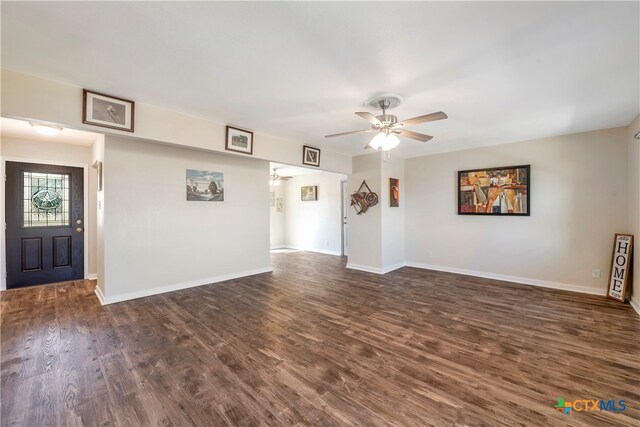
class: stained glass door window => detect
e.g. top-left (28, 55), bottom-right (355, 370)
top-left (23, 171), bottom-right (70, 227)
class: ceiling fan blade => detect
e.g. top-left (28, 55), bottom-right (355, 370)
top-left (355, 112), bottom-right (382, 126)
top-left (325, 129), bottom-right (375, 138)
top-left (394, 111), bottom-right (447, 128)
top-left (397, 130), bottom-right (433, 142)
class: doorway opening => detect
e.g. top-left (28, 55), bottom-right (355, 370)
top-left (269, 162), bottom-right (347, 257)
top-left (1, 117), bottom-right (101, 290)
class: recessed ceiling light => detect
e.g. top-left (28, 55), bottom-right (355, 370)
top-left (30, 122), bottom-right (63, 136)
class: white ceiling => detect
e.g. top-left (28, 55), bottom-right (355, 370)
top-left (1, 117), bottom-right (99, 146)
top-left (2, 2), bottom-right (638, 158)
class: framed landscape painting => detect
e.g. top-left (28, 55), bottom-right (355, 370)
top-left (225, 126), bottom-right (254, 155)
top-left (186, 169), bottom-right (224, 201)
top-left (458, 165), bottom-right (530, 216)
top-left (301, 185), bottom-right (317, 201)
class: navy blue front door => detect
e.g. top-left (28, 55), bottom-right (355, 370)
top-left (5, 162), bottom-right (84, 289)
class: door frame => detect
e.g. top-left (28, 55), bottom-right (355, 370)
top-left (1, 157), bottom-right (90, 291)
top-left (340, 179), bottom-right (348, 257)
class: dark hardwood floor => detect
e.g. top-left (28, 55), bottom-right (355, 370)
top-left (1, 251), bottom-right (639, 426)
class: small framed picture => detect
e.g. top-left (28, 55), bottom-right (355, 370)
top-left (225, 126), bottom-right (254, 155)
top-left (301, 185), bottom-right (318, 201)
top-left (83, 89), bottom-right (135, 132)
top-left (389, 178), bottom-right (399, 207)
top-left (92, 160), bottom-right (103, 191)
top-left (186, 169), bottom-right (224, 201)
top-left (302, 145), bottom-right (321, 167)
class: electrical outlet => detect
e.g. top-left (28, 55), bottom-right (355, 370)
top-left (592, 269), bottom-right (601, 279)
top-left (427, 251), bottom-right (433, 258)
top-left (325, 240), bottom-right (329, 247)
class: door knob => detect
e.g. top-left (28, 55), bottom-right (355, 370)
top-left (76, 227), bottom-right (83, 233)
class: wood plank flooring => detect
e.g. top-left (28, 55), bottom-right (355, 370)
top-left (1, 251), bottom-right (639, 426)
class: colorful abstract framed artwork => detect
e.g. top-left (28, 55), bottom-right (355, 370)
top-left (457, 165), bottom-right (530, 216)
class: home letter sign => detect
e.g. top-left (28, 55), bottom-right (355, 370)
top-left (607, 234), bottom-right (634, 302)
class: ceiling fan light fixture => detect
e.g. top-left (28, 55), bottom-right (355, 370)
top-left (380, 133), bottom-right (400, 151)
top-left (269, 174), bottom-right (280, 186)
top-left (30, 122), bottom-right (63, 136)
top-left (367, 132), bottom-right (387, 150)
top-left (368, 132), bottom-right (400, 151)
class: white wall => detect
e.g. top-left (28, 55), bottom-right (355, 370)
top-left (346, 152), bottom-right (383, 271)
top-left (92, 135), bottom-right (106, 296)
top-left (269, 181), bottom-right (285, 248)
top-left (0, 136), bottom-right (98, 285)
top-left (627, 115), bottom-right (640, 304)
top-left (1, 69), bottom-right (351, 175)
top-left (405, 126), bottom-right (628, 294)
top-left (381, 155), bottom-right (405, 270)
top-left (100, 136), bottom-right (271, 303)
top-left (283, 171), bottom-right (346, 255)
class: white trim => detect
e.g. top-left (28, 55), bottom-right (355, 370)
top-left (282, 246), bottom-right (342, 256)
top-left (346, 262), bottom-right (406, 275)
top-left (346, 263), bottom-right (384, 274)
top-left (270, 245), bottom-right (287, 250)
top-left (404, 261), bottom-right (607, 296)
top-left (94, 284), bottom-right (105, 305)
top-left (340, 179), bottom-right (348, 257)
top-left (82, 165), bottom-right (89, 279)
top-left (96, 267), bottom-right (273, 305)
top-left (1, 157), bottom-right (91, 291)
top-left (630, 296), bottom-right (640, 317)
top-left (382, 262), bottom-right (406, 274)
top-left (87, 274), bottom-right (98, 280)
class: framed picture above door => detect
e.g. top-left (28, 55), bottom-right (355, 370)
top-left (83, 89), bottom-right (135, 132)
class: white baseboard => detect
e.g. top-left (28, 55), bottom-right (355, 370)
top-left (87, 274), bottom-right (98, 280)
top-left (346, 262), bottom-right (405, 274)
top-left (404, 261), bottom-right (607, 296)
top-left (94, 285), bottom-right (105, 305)
top-left (382, 262), bottom-right (406, 274)
top-left (96, 266), bottom-right (273, 305)
top-left (630, 296), bottom-right (640, 317)
top-left (282, 246), bottom-right (342, 256)
top-left (346, 263), bottom-right (384, 274)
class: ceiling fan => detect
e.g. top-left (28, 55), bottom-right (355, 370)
top-left (325, 96), bottom-right (447, 151)
top-left (269, 168), bottom-right (292, 186)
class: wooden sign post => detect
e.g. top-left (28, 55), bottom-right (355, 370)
top-left (607, 234), bottom-right (634, 302)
